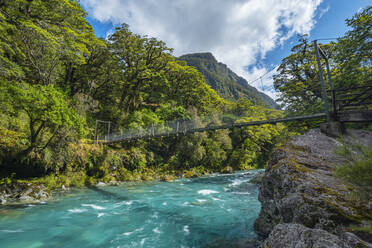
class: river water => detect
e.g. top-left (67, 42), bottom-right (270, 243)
top-left (0, 170), bottom-right (262, 248)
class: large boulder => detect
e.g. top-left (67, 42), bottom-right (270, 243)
top-left (262, 224), bottom-right (369, 248)
top-left (254, 129), bottom-right (372, 244)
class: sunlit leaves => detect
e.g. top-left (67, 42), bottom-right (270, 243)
top-left (1, 81), bottom-right (85, 152)
top-left (0, 0), bottom-right (100, 88)
top-left (334, 6), bottom-right (371, 89)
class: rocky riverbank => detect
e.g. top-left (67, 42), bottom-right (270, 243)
top-left (0, 182), bottom-right (50, 205)
top-left (254, 129), bottom-right (372, 247)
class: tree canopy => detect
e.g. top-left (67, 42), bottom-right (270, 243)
top-left (274, 7), bottom-right (371, 113)
top-left (0, 1), bottom-right (369, 184)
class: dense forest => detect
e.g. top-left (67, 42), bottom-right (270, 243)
top-left (0, 1), bottom-right (370, 188)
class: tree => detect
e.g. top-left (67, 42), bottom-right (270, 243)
top-left (334, 6), bottom-right (372, 89)
top-left (273, 35), bottom-right (336, 114)
top-left (0, 0), bottom-right (103, 93)
top-left (107, 24), bottom-right (173, 112)
top-left (1, 81), bottom-right (85, 157)
top-left (274, 36), bottom-right (320, 113)
top-left (274, 7), bottom-right (371, 114)
top-left (0, 3), bottom-right (25, 80)
top-left (165, 60), bottom-right (224, 113)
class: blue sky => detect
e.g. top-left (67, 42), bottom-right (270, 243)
top-left (82, 0), bottom-right (370, 98)
top-left (262, 0), bottom-right (369, 67)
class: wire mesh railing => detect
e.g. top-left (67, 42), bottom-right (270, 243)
top-left (96, 110), bottom-right (328, 144)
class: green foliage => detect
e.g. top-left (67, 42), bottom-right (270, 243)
top-left (1, 81), bottom-right (85, 152)
top-left (165, 60), bottom-right (225, 113)
top-left (127, 109), bottom-right (163, 129)
top-left (334, 7), bottom-right (371, 89)
top-left (274, 7), bottom-right (371, 114)
top-left (273, 35), bottom-right (327, 114)
top-left (5, 0), bottom-right (366, 186)
top-left (203, 130), bottom-right (232, 170)
top-left (0, 0), bottom-right (102, 90)
top-left (106, 23), bottom-right (173, 112)
top-left (184, 166), bottom-right (208, 178)
top-left (155, 104), bottom-right (190, 121)
top-left (348, 221), bottom-right (372, 234)
top-left (334, 144), bottom-right (372, 187)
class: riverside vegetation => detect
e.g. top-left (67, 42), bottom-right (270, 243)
top-left (0, 0), bottom-right (288, 192)
top-left (0, 0), bottom-right (371, 205)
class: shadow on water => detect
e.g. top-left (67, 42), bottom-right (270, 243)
top-left (188, 172), bottom-right (252, 185)
top-left (86, 186), bottom-right (130, 201)
top-left (227, 183), bottom-right (258, 193)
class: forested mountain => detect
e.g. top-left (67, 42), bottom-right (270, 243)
top-left (179, 53), bottom-right (278, 108)
top-left (0, 0), bottom-right (285, 185)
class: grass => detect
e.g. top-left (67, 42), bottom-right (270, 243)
top-left (334, 143), bottom-right (372, 187)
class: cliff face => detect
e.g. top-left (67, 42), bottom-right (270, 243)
top-left (254, 129), bottom-right (372, 247)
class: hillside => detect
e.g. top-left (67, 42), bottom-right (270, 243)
top-left (178, 53), bottom-right (278, 108)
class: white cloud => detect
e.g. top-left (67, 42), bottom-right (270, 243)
top-left (82, 0), bottom-right (323, 99)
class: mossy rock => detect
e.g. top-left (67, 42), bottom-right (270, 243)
top-left (220, 166), bottom-right (234, 174)
top-left (161, 175), bottom-right (175, 182)
top-left (141, 174), bottom-right (154, 181)
top-left (184, 170), bottom-right (199, 178)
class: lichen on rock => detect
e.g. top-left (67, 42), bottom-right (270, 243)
top-left (254, 129), bottom-right (372, 246)
top-left (262, 223), bottom-right (369, 248)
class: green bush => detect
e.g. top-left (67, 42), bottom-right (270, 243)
top-left (335, 144), bottom-right (372, 187)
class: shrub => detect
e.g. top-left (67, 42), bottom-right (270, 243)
top-left (335, 144), bottom-right (372, 187)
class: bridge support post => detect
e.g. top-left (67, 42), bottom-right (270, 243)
top-left (320, 121), bottom-right (344, 138)
top-left (325, 59), bottom-right (337, 120)
top-left (107, 121), bottom-right (111, 142)
top-left (314, 40), bottom-right (331, 123)
top-left (94, 120), bottom-right (98, 144)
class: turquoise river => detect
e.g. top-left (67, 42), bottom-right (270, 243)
top-left (0, 170), bottom-right (262, 248)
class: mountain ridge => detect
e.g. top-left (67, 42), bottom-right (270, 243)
top-left (178, 52), bottom-right (278, 108)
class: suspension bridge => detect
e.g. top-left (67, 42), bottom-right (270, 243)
top-left (95, 41), bottom-right (372, 144)
top-left (95, 84), bottom-right (372, 144)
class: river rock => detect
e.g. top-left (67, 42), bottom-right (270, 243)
top-left (220, 166), bottom-right (234, 174)
top-left (261, 223), bottom-right (370, 248)
top-left (184, 170), bottom-right (200, 178)
top-left (0, 182), bottom-right (50, 204)
top-left (248, 171), bottom-right (264, 184)
top-left (18, 184), bottom-right (49, 202)
top-left (108, 181), bottom-right (120, 186)
top-left (161, 175), bottom-right (175, 182)
top-left (96, 182), bottom-right (107, 187)
top-left (254, 129), bottom-right (372, 245)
